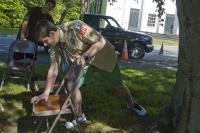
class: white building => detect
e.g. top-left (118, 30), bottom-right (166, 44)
top-left (86, 0), bottom-right (179, 35)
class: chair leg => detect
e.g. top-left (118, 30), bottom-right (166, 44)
top-left (34, 116), bottom-right (45, 133)
top-left (47, 112), bottom-right (62, 133)
top-left (70, 101), bottom-right (83, 133)
top-left (27, 72), bottom-right (32, 91)
top-left (0, 68), bottom-right (6, 90)
top-left (46, 116), bottom-right (49, 131)
top-left (0, 80), bottom-right (4, 90)
top-left (55, 78), bottom-right (65, 95)
top-left (0, 103), bottom-right (4, 111)
top-left (34, 116), bottom-right (41, 124)
top-left (27, 84), bottom-right (30, 91)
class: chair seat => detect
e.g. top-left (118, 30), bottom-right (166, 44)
top-left (32, 61), bottom-right (84, 133)
top-left (4, 61), bottom-right (32, 70)
top-left (33, 94), bottom-right (72, 116)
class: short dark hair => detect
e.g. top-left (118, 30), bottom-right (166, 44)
top-left (34, 20), bottom-right (57, 41)
top-left (45, 0), bottom-right (56, 7)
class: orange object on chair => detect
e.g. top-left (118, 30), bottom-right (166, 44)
top-left (121, 40), bottom-right (129, 60)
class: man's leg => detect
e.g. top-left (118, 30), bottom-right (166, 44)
top-left (64, 66), bottom-right (93, 129)
top-left (97, 63), bottom-right (147, 116)
top-left (67, 65), bottom-right (94, 116)
top-left (64, 82), bottom-right (86, 129)
top-left (113, 83), bottom-right (147, 116)
top-left (67, 82), bottom-right (83, 116)
top-left (113, 83), bottom-right (134, 107)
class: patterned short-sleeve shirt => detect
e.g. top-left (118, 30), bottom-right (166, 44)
top-left (51, 20), bottom-right (117, 73)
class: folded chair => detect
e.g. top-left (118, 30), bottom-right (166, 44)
top-left (0, 39), bottom-right (36, 91)
top-left (32, 61), bottom-right (84, 133)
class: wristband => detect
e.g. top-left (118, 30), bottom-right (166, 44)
top-left (83, 55), bottom-right (88, 61)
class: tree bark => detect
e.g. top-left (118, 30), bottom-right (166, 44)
top-left (154, 0), bottom-right (200, 132)
top-left (80, 0), bottom-right (88, 14)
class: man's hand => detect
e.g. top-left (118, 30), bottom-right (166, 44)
top-left (30, 93), bottom-right (49, 103)
top-left (77, 56), bottom-right (85, 66)
top-left (20, 36), bottom-right (27, 45)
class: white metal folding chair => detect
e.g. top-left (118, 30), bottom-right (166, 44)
top-left (32, 61), bottom-right (84, 133)
top-left (0, 39), bottom-right (36, 91)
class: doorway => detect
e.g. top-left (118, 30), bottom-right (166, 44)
top-left (164, 14), bottom-right (175, 34)
top-left (128, 8), bottom-right (140, 31)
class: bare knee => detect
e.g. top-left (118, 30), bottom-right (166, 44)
top-left (113, 85), bottom-right (124, 91)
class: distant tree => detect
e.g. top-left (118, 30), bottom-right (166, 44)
top-left (0, 0), bottom-right (26, 28)
top-left (80, 0), bottom-right (88, 14)
top-left (62, 0), bottom-right (81, 21)
top-left (0, 0), bottom-right (81, 28)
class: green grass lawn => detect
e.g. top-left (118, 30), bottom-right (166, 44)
top-left (0, 28), bottom-right (18, 35)
top-left (0, 62), bottom-right (176, 133)
top-left (153, 38), bottom-right (178, 46)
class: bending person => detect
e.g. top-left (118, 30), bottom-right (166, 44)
top-left (31, 20), bottom-right (147, 129)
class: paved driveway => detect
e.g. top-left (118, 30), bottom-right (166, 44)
top-left (0, 36), bottom-right (178, 70)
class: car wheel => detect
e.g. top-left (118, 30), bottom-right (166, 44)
top-left (44, 46), bottom-right (50, 54)
top-left (129, 43), bottom-right (145, 59)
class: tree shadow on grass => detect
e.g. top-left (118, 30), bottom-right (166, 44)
top-left (0, 65), bottom-right (176, 132)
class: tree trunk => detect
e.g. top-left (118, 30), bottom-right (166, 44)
top-left (153, 0), bottom-right (200, 132)
top-left (80, 0), bottom-right (88, 14)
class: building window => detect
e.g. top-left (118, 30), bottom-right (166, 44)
top-left (147, 14), bottom-right (156, 27)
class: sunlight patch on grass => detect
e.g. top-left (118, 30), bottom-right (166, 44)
top-left (154, 38), bottom-right (178, 46)
top-left (0, 63), bottom-right (176, 132)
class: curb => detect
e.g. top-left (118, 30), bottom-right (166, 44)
top-left (0, 34), bottom-right (17, 38)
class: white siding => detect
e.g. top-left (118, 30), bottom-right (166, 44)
top-left (86, 0), bottom-right (179, 35)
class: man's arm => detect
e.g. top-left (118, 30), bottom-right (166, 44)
top-left (43, 62), bottom-right (59, 95)
top-left (77, 35), bottom-right (106, 65)
top-left (83, 35), bottom-right (106, 57)
top-left (20, 20), bottom-right (28, 44)
top-left (31, 62), bottom-right (59, 103)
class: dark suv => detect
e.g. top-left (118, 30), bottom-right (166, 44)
top-left (80, 14), bottom-right (154, 59)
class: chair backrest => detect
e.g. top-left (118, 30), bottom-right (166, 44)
top-left (65, 61), bottom-right (84, 84)
top-left (9, 39), bottom-right (36, 54)
top-left (55, 60), bottom-right (84, 95)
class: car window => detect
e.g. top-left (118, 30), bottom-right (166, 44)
top-left (83, 15), bottom-right (119, 31)
top-left (107, 18), bottom-right (118, 28)
top-left (99, 18), bottom-right (118, 31)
